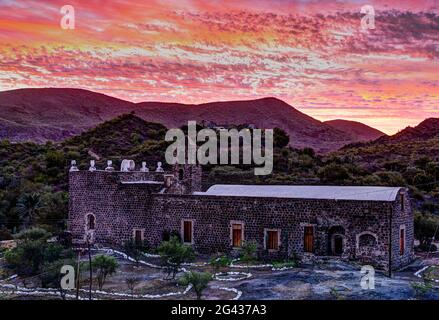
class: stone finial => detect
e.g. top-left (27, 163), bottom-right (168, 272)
top-left (89, 160), bottom-right (96, 172)
top-left (69, 160), bottom-right (79, 172)
top-left (140, 161), bottom-right (149, 172)
top-left (105, 160), bottom-right (114, 171)
top-left (156, 161), bottom-right (164, 172)
top-left (121, 159), bottom-right (135, 172)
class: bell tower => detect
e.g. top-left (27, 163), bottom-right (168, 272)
top-left (172, 163), bottom-right (202, 194)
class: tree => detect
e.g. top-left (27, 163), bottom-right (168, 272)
top-left (318, 163), bottom-right (351, 183)
top-left (158, 236), bottom-right (195, 280)
top-left (123, 239), bottom-right (148, 266)
top-left (91, 255), bottom-right (119, 290)
top-left (125, 277), bottom-right (139, 299)
top-left (5, 232), bottom-right (70, 278)
top-left (273, 128), bottom-right (289, 148)
top-left (179, 271), bottom-right (212, 300)
top-left (240, 240), bottom-right (258, 272)
top-left (414, 212), bottom-right (439, 251)
top-left (14, 227), bottom-right (51, 242)
top-left (40, 258), bottom-right (76, 300)
top-left (16, 193), bottom-right (44, 228)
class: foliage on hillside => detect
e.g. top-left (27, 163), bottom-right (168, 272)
top-left (0, 114), bottom-right (168, 235)
top-left (0, 113), bottom-right (438, 242)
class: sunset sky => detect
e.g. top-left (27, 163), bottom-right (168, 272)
top-left (0, 0), bottom-right (438, 134)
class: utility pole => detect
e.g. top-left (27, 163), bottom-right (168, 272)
top-left (76, 249), bottom-right (81, 300)
top-left (86, 234), bottom-right (92, 300)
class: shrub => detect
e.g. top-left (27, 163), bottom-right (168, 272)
top-left (5, 240), bottom-right (70, 277)
top-left (158, 236), bottom-right (195, 280)
top-left (123, 239), bottom-right (148, 266)
top-left (272, 259), bottom-right (297, 269)
top-left (375, 171), bottom-right (406, 187)
top-left (14, 227), bottom-right (51, 242)
top-left (240, 240), bottom-right (258, 272)
top-left (318, 163), bottom-right (351, 183)
top-left (273, 128), bottom-right (289, 148)
top-left (209, 254), bottom-right (231, 274)
top-left (40, 258), bottom-right (76, 291)
top-left (125, 277), bottom-right (139, 298)
top-left (411, 276), bottom-right (434, 299)
top-left (414, 212), bottom-right (439, 248)
top-left (91, 255), bottom-right (119, 290)
top-left (179, 271), bottom-right (212, 300)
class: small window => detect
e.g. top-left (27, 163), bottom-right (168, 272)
top-left (231, 223), bottom-right (243, 247)
top-left (304, 226), bottom-right (314, 253)
top-left (265, 229), bottom-right (279, 251)
top-left (359, 233), bottom-right (377, 247)
top-left (86, 214), bottom-right (95, 230)
top-left (182, 220), bottom-right (193, 243)
top-left (179, 169), bottom-right (184, 181)
top-left (400, 227), bottom-right (405, 255)
top-left (400, 194), bottom-right (405, 211)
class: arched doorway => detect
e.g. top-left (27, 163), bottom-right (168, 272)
top-left (333, 235), bottom-right (343, 255)
top-left (328, 226), bottom-right (345, 256)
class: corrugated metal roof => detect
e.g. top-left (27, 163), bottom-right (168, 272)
top-left (193, 185), bottom-right (402, 201)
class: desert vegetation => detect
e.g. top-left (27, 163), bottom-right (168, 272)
top-left (0, 113), bottom-right (438, 251)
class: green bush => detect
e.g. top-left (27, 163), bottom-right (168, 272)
top-left (240, 240), bottom-right (258, 272)
top-left (179, 271), bottom-right (212, 300)
top-left (209, 254), bottom-right (232, 274)
top-left (414, 212), bottom-right (439, 249)
top-left (14, 227), bottom-right (51, 242)
top-left (123, 239), bottom-right (149, 266)
top-left (92, 255), bottom-right (119, 290)
top-left (158, 236), bottom-right (195, 280)
top-left (272, 259), bottom-right (297, 269)
top-left (318, 163), bottom-right (351, 183)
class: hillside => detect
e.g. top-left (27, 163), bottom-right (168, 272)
top-left (339, 118), bottom-right (439, 164)
top-left (0, 88), bottom-right (379, 152)
top-left (324, 119), bottom-right (385, 142)
top-left (374, 118), bottom-right (439, 144)
top-left (0, 112), bottom-right (438, 237)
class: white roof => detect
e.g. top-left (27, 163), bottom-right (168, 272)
top-left (193, 185), bottom-right (402, 201)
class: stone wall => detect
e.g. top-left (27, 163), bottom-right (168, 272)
top-left (146, 194), bottom-right (396, 269)
top-left (68, 170), bottom-right (414, 271)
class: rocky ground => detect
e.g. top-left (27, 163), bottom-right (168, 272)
top-left (1, 249), bottom-right (438, 300)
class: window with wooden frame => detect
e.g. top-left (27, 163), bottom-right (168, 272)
top-left (182, 220), bottom-right (193, 244)
top-left (399, 226), bottom-right (405, 255)
top-left (265, 229), bottom-right (279, 251)
top-left (304, 226), bottom-right (314, 253)
top-left (231, 223), bottom-right (243, 247)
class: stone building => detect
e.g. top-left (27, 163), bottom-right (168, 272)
top-left (68, 160), bottom-right (414, 271)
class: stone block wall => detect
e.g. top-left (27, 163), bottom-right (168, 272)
top-left (146, 194), bottom-right (395, 269)
top-left (69, 170), bottom-right (414, 271)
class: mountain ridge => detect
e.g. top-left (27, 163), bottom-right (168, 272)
top-left (0, 88), bottom-right (386, 152)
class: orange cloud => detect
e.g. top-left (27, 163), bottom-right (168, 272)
top-left (0, 0), bottom-right (438, 134)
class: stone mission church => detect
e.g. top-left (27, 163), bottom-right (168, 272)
top-left (68, 159), bottom-right (414, 271)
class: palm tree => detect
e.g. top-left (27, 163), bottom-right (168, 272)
top-left (16, 193), bottom-right (44, 228)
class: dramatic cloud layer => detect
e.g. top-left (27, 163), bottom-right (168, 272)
top-left (0, 0), bottom-right (438, 133)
